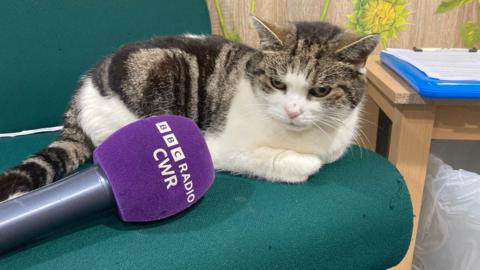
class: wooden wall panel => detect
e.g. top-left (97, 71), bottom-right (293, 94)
top-left (207, 0), bottom-right (479, 49)
top-left (391, 0), bottom-right (478, 48)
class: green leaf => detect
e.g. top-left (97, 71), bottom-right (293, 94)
top-left (436, 0), bottom-right (473, 13)
top-left (250, 0), bottom-right (255, 16)
top-left (225, 30), bottom-right (242, 43)
top-left (461, 22), bottom-right (480, 47)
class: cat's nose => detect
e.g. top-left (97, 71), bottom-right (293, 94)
top-left (284, 106), bottom-right (303, 119)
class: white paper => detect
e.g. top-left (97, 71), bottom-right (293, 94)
top-left (383, 48), bottom-right (480, 81)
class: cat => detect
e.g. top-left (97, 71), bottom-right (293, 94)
top-left (0, 17), bottom-right (378, 201)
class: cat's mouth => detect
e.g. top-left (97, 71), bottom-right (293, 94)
top-left (267, 113), bottom-right (311, 131)
top-left (283, 119), bottom-right (311, 131)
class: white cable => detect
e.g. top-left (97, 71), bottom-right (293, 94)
top-left (0, 126), bottom-right (63, 138)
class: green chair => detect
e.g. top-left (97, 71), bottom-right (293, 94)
top-left (0, 1), bottom-right (412, 269)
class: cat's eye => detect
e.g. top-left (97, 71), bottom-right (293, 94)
top-left (309, 86), bottom-right (332, 98)
top-left (270, 78), bottom-right (287, 90)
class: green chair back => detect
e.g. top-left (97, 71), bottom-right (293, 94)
top-left (0, 0), bottom-right (211, 133)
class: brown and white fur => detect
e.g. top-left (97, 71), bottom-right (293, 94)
top-left (0, 17), bottom-right (378, 201)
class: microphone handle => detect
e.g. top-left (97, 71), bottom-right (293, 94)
top-left (0, 166), bottom-right (115, 254)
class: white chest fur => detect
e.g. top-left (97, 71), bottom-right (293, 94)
top-left (77, 78), bottom-right (139, 146)
top-left (205, 78), bottom-right (360, 163)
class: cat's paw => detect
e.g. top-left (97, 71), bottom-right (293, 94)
top-left (211, 146), bottom-right (322, 184)
top-left (268, 150), bottom-right (322, 183)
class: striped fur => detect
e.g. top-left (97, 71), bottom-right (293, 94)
top-left (0, 121), bottom-right (93, 201)
top-left (0, 19), bottom-right (378, 200)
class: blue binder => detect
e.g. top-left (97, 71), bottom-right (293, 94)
top-left (380, 51), bottom-right (480, 99)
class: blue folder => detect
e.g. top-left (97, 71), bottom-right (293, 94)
top-left (380, 51), bottom-right (480, 99)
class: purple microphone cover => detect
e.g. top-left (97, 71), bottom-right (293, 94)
top-left (93, 115), bottom-right (215, 222)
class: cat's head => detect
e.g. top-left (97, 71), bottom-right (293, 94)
top-left (246, 17), bottom-right (378, 131)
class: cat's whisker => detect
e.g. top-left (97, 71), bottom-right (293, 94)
top-left (310, 121), bottom-right (333, 141)
top-left (310, 115), bottom-right (372, 160)
top-left (313, 120), bottom-right (337, 130)
top-left (355, 128), bottom-right (374, 155)
top-left (315, 116), bottom-right (344, 127)
top-left (351, 133), bottom-right (365, 159)
top-left (358, 117), bottom-right (379, 128)
top-left (356, 124), bottom-right (374, 147)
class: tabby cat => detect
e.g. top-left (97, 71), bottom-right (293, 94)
top-left (0, 17), bottom-right (378, 201)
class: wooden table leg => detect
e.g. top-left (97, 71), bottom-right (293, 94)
top-left (388, 105), bottom-right (435, 270)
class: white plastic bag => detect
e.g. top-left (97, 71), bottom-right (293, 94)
top-left (413, 155), bottom-right (480, 270)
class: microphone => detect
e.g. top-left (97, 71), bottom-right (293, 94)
top-left (0, 115), bottom-right (215, 253)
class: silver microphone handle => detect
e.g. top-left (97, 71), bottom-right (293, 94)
top-left (0, 166), bottom-right (115, 253)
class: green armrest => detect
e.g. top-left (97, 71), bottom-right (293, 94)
top-left (0, 133), bottom-right (412, 269)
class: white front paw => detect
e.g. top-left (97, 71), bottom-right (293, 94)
top-left (270, 150), bottom-right (322, 184)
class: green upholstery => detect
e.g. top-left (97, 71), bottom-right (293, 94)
top-left (0, 133), bottom-right (58, 172)
top-left (0, 133), bottom-right (412, 269)
top-left (0, 1), bottom-right (413, 269)
top-left (0, 0), bottom-right (211, 133)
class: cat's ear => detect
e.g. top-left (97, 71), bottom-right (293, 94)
top-left (334, 32), bottom-right (379, 67)
top-left (251, 16), bottom-right (289, 50)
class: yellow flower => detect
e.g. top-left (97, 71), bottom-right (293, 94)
top-left (364, 1), bottom-right (397, 32)
top-left (348, 0), bottom-right (411, 47)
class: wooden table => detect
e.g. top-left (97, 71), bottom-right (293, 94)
top-left (363, 55), bottom-right (480, 270)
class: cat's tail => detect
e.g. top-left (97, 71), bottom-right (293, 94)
top-left (0, 109), bottom-right (94, 201)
